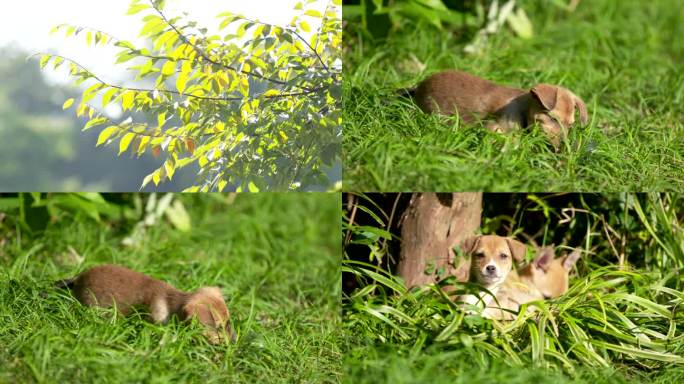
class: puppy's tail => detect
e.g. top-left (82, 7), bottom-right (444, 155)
top-left (54, 278), bottom-right (75, 290)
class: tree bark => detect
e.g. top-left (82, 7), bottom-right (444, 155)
top-left (397, 192), bottom-right (482, 288)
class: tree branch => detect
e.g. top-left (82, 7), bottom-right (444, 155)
top-left (219, 9), bottom-right (337, 74)
top-left (290, 29), bottom-right (330, 73)
top-left (34, 53), bottom-right (325, 102)
top-left (148, 0), bottom-right (316, 92)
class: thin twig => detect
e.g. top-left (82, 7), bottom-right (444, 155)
top-left (291, 29), bottom-right (329, 73)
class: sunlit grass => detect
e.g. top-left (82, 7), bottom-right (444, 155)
top-left (0, 194), bottom-right (340, 383)
top-left (343, 0), bottom-right (684, 191)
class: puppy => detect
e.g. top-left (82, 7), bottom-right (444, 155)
top-left (57, 264), bottom-right (233, 344)
top-left (458, 235), bottom-right (527, 310)
top-left (482, 246), bottom-right (581, 320)
top-left (410, 70), bottom-right (588, 149)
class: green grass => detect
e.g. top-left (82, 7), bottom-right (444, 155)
top-left (343, 0), bottom-right (684, 191)
top-left (0, 193), bottom-right (340, 383)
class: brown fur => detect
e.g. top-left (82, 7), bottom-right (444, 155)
top-left (483, 246), bottom-right (581, 320)
top-left (64, 264), bottom-right (233, 344)
top-left (413, 70), bottom-right (589, 150)
top-left (458, 235), bottom-right (526, 308)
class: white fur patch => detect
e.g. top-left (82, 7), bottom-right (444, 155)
top-left (150, 297), bottom-right (170, 323)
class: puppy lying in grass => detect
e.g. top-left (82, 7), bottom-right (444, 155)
top-left (407, 70), bottom-right (588, 150)
top-left (482, 245), bottom-right (581, 320)
top-left (57, 264), bottom-right (234, 344)
top-left (458, 235), bottom-right (527, 311)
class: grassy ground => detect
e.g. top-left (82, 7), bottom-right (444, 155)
top-left (0, 193), bottom-right (340, 383)
top-left (343, 0), bottom-right (684, 191)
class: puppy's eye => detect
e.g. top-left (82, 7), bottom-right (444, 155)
top-left (499, 253), bottom-right (508, 259)
top-left (474, 252), bottom-right (485, 259)
top-left (547, 113), bottom-right (564, 127)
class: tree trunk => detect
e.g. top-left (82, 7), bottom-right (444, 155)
top-left (397, 192), bottom-right (482, 288)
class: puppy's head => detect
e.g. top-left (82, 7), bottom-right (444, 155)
top-left (523, 246), bottom-right (581, 298)
top-left (463, 235), bottom-right (526, 287)
top-left (182, 286), bottom-right (234, 344)
top-left (527, 84), bottom-right (588, 149)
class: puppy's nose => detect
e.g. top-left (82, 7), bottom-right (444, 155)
top-left (486, 265), bottom-right (496, 273)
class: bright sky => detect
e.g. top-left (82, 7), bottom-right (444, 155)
top-left (0, 0), bottom-right (332, 85)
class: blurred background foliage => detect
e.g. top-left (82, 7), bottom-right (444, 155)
top-left (0, 46), bottom-right (194, 191)
top-left (342, 0), bottom-right (554, 47)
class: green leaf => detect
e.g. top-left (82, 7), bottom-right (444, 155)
top-left (176, 71), bottom-right (188, 94)
top-left (141, 173), bottom-right (154, 189)
top-left (304, 10), bottom-right (323, 17)
top-left (49, 25), bottom-right (62, 35)
top-left (164, 160), bottom-right (175, 179)
top-left (299, 20), bottom-right (311, 32)
top-left (157, 112), bottom-right (166, 128)
top-left (119, 132), bottom-right (136, 154)
top-left (248, 182), bottom-right (259, 192)
top-left (161, 60), bottom-right (176, 76)
top-left (127, 3), bottom-right (149, 15)
top-left (52, 56), bottom-right (64, 70)
top-left (96, 126), bottom-right (119, 146)
top-left (121, 91), bottom-right (135, 110)
top-left (83, 117), bottom-right (108, 131)
top-left (102, 88), bottom-right (118, 108)
top-left (62, 98), bottom-right (75, 110)
top-left (39, 54), bottom-right (51, 69)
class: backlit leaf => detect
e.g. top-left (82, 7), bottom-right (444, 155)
top-left (102, 88), bottom-right (118, 108)
top-left (83, 117), bottom-right (108, 131)
top-left (304, 10), bottom-right (323, 17)
top-left (119, 132), bottom-right (136, 154)
top-left (176, 71), bottom-right (188, 94)
top-left (97, 126), bottom-right (119, 146)
top-left (162, 60), bottom-right (176, 76)
top-left (121, 91), bottom-right (135, 110)
top-left (39, 54), bottom-right (51, 69)
top-left (62, 98), bottom-right (75, 110)
top-left (299, 21), bottom-right (311, 32)
top-left (127, 3), bottom-right (149, 15)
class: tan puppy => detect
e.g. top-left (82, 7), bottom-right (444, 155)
top-left (483, 246), bottom-right (581, 320)
top-left (58, 264), bottom-right (233, 344)
top-left (458, 235), bottom-right (527, 310)
top-left (411, 70), bottom-right (589, 149)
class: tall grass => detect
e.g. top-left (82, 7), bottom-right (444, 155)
top-left (343, 193), bottom-right (684, 381)
top-left (0, 193), bottom-right (341, 383)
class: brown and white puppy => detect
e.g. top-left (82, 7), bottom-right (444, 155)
top-left (482, 246), bottom-right (581, 320)
top-left (411, 70), bottom-right (589, 149)
top-left (57, 264), bottom-right (233, 344)
top-left (458, 235), bottom-right (527, 310)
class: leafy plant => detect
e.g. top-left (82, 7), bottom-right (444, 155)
top-left (36, 0), bottom-right (342, 191)
top-left (343, 193), bottom-right (684, 377)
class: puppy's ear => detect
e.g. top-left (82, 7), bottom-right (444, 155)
top-left (562, 249), bottom-right (581, 271)
top-left (506, 238), bottom-right (527, 261)
top-left (533, 246), bottom-right (554, 271)
top-left (531, 84), bottom-right (558, 111)
top-left (462, 235), bottom-right (480, 254)
top-left (573, 95), bottom-right (589, 125)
